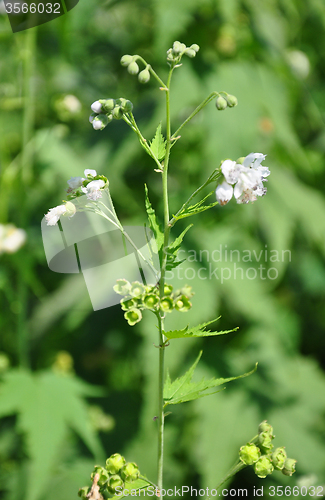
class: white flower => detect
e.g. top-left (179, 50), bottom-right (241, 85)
top-left (45, 205), bottom-right (67, 226)
top-left (84, 169), bottom-right (97, 177)
top-left (91, 100), bottom-right (102, 113)
top-left (221, 159), bottom-right (241, 184)
top-left (67, 176), bottom-right (84, 189)
top-left (81, 179), bottom-right (105, 200)
top-left (0, 224), bottom-right (26, 254)
top-left (216, 181), bottom-right (234, 206)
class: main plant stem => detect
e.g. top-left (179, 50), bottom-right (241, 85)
top-left (157, 67), bottom-right (174, 496)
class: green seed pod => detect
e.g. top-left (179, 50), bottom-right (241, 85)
top-left (113, 279), bottom-right (131, 296)
top-left (107, 474), bottom-right (124, 495)
top-left (160, 296), bottom-right (174, 313)
top-left (127, 61), bottom-right (139, 75)
top-left (112, 106), bottom-right (124, 120)
top-left (143, 293), bottom-right (159, 310)
top-left (120, 54), bottom-right (133, 67)
top-left (258, 420), bottom-right (273, 435)
top-left (130, 281), bottom-right (146, 298)
top-left (138, 69), bottom-right (151, 84)
top-left (78, 486), bottom-right (90, 499)
top-left (271, 447), bottom-right (287, 470)
top-left (190, 43), bottom-right (200, 53)
top-left (175, 295), bottom-right (192, 312)
top-left (120, 462), bottom-right (140, 482)
top-left (226, 94), bottom-right (238, 107)
top-left (172, 41), bottom-right (186, 54)
top-left (254, 456), bottom-right (274, 478)
top-left (106, 453), bottom-right (126, 474)
top-left (258, 430), bottom-right (274, 452)
top-left (91, 465), bottom-right (109, 487)
top-left (185, 48), bottom-right (196, 58)
top-left (121, 298), bottom-right (137, 312)
top-left (215, 96), bottom-right (228, 110)
top-left (124, 308), bottom-right (142, 326)
top-left (101, 98), bottom-right (115, 113)
top-left (239, 443), bottom-right (261, 465)
top-left (164, 284), bottom-right (173, 295)
top-left (282, 458), bottom-right (297, 476)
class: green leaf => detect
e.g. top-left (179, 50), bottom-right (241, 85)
top-left (149, 123), bottom-right (166, 161)
top-left (0, 369), bottom-right (104, 500)
top-left (173, 192), bottom-right (218, 222)
top-left (165, 224), bottom-right (193, 271)
top-left (164, 353), bottom-right (257, 406)
top-left (163, 317), bottom-right (238, 339)
top-left (144, 184), bottom-right (164, 259)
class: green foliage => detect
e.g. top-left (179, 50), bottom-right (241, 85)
top-left (165, 224), bottom-right (192, 270)
top-left (164, 352), bottom-right (257, 406)
top-left (144, 184), bottom-right (164, 261)
top-left (148, 123), bottom-right (166, 162)
top-left (163, 317), bottom-right (238, 339)
top-left (172, 192), bottom-right (219, 222)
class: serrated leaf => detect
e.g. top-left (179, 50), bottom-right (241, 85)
top-left (165, 224), bottom-right (193, 271)
top-left (149, 123), bottom-right (166, 161)
top-left (0, 369), bottom-right (104, 500)
top-left (163, 317), bottom-right (238, 339)
top-left (173, 192), bottom-right (218, 221)
top-left (164, 353), bottom-right (257, 406)
top-left (144, 185), bottom-right (164, 260)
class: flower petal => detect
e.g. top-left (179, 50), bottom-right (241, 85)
top-left (216, 181), bottom-right (234, 206)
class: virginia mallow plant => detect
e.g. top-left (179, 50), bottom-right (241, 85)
top-left (45, 41), bottom-right (296, 498)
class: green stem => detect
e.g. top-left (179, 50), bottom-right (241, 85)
top-left (213, 462), bottom-right (247, 492)
top-left (156, 313), bottom-right (165, 496)
top-left (135, 56), bottom-right (167, 88)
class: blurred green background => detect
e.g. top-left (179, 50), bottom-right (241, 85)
top-left (1, 0), bottom-right (325, 498)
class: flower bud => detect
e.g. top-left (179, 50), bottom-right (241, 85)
top-left (258, 420), bottom-right (273, 435)
top-left (107, 474), bottom-right (124, 494)
top-left (120, 462), bottom-right (140, 482)
top-left (160, 296), bottom-right (174, 313)
top-left (236, 156), bottom-right (245, 165)
top-left (226, 94), bottom-right (238, 107)
top-left (254, 456), bottom-right (274, 478)
top-left (143, 293), bottom-right (159, 310)
top-left (78, 486), bottom-right (90, 498)
top-left (190, 43), bottom-right (200, 53)
top-left (121, 298), bottom-right (137, 311)
top-left (120, 54), bottom-right (133, 67)
top-left (91, 465), bottom-right (109, 486)
top-left (271, 447), bottom-right (287, 470)
top-left (130, 281), bottom-right (146, 298)
top-left (89, 112), bottom-right (97, 123)
top-left (63, 201), bottom-right (76, 218)
top-left (215, 96), bottom-right (228, 110)
top-left (113, 279), bottom-right (131, 295)
top-left (127, 61), bottom-right (139, 75)
top-left (106, 453), bottom-right (126, 474)
top-left (185, 48), bottom-right (196, 58)
top-left (138, 69), bottom-right (151, 84)
top-left (124, 308), bottom-right (142, 326)
top-left (258, 430), bottom-right (274, 452)
top-left (164, 284), bottom-right (173, 295)
top-left (166, 48), bottom-right (174, 62)
top-left (172, 41), bottom-right (186, 54)
top-left (180, 285), bottom-right (194, 298)
top-left (239, 443), bottom-right (261, 465)
top-left (101, 98), bottom-right (115, 113)
top-left (112, 106), bottom-right (124, 120)
top-left (91, 100), bottom-right (102, 114)
top-left (119, 99), bottom-right (133, 113)
top-left (282, 458), bottom-right (297, 476)
top-left (92, 114), bottom-right (109, 130)
top-left (175, 295), bottom-right (192, 312)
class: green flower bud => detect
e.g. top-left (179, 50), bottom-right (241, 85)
top-left (258, 430), bottom-right (274, 452)
top-left (226, 94), bottom-right (238, 107)
top-left (113, 279), bottom-right (131, 295)
top-left (190, 43), bottom-right (200, 53)
top-left (121, 298), bottom-right (137, 311)
top-left (160, 296), bottom-right (174, 313)
top-left (78, 486), bottom-right (90, 499)
top-left (166, 48), bottom-right (174, 62)
top-left (124, 308), bottom-right (142, 326)
top-left (112, 106), bottom-right (124, 120)
top-left (239, 443), bottom-right (261, 465)
top-left (92, 114), bottom-right (109, 130)
top-left (130, 281), bottom-right (146, 298)
top-left (120, 54), bottom-right (133, 67)
top-left (138, 69), bottom-right (151, 84)
top-left (180, 285), bottom-right (194, 298)
top-left (172, 41), bottom-right (186, 55)
top-left (127, 61), bottom-right (139, 75)
top-left (236, 156), bottom-right (245, 165)
top-left (107, 474), bottom-right (124, 494)
top-left (120, 99), bottom-right (133, 113)
top-left (143, 293), bottom-right (159, 310)
top-left (258, 420), bottom-right (273, 435)
top-left (185, 48), bottom-right (196, 58)
top-left (282, 458), bottom-right (297, 476)
top-left (175, 295), bottom-right (192, 312)
top-left (63, 201), bottom-right (76, 218)
top-left (106, 453), bottom-right (126, 474)
top-left (91, 465), bottom-right (109, 487)
top-left (120, 462), bottom-right (140, 482)
top-left (100, 98), bottom-right (115, 113)
top-left (271, 447), bottom-right (287, 470)
top-left (254, 456), bottom-right (274, 478)
top-left (215, 96), bottom-right (228, 110)
top-left (164, 284), bottom-right (173, 295)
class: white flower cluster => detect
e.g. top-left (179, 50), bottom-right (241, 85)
top-left (0, 224), bottom-right (26, 254)
top-left (45, 169), bottom-right (108, 226)
top-left (216, 153), bottom-right (270, 206)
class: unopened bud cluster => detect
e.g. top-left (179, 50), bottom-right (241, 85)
top-left (120, 54), bottom-right (151, 84)
top-left (239, 421), bottom-right (297, 479)
top-left (167, 41), bottom-right (200, 65)
top-left (215, 92), bottom-right (238, 110)
top-left (89, 98), bottom-right (133, 130)
top-left (114, 280), bottom-right (194, 326)
top-left (78, 453), bottom-right (140, 498)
